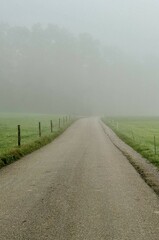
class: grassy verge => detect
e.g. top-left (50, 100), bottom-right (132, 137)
top-left (0, 113), bottom-right (75, 169)
top-left (103, 117), bottom-right (159, 168)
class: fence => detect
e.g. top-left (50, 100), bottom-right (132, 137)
top-left (107, 119), bottom-right (158, 156)
top-left (17, 116), bottom-right (71, 147)
top-left (0, 116), bottom-right (72, 155)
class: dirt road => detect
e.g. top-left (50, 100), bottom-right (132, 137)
top-left (0, 118), bottom-right (159, 239)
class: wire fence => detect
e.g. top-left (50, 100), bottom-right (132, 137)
top-left (0, 115), bottom-right (72, 154)
top-left (106, 119), bottom-right (159, 157)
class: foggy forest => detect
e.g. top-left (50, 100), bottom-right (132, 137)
top-left (0, 0), bottom-right (159, 116)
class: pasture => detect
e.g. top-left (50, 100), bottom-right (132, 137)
top-left (103, 117), bottom-right (159, 167)
top-left (0, 113), bottom-right (68, 156)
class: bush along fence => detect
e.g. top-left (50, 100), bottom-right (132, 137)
top-left (0, 116), bottom-right (73, 168)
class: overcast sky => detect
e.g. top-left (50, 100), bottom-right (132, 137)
top-left (1, 0), bottom-right (159, 58)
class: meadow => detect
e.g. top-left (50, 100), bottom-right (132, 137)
top-left (103, 117), bottom-right (159, 167)
top-left (0, 113), bottom-right (71, 165)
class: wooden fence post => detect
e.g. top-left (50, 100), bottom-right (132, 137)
top-left (39, 122), bottom-right (41, 137)
top-left (131, 131), bottom-right (135, 141)
top-left (59, 118), bottom-right (61, 129)
top-left (17, 125), bottom-right (21, 147)
top-left (50, 120), bottom-right (53, 133)
top-left (154, 136), bottom-right (157, 155)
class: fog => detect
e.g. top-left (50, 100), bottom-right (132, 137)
top-left (0, 0), bottom-right (159, 116)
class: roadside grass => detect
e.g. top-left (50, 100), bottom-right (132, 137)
top-left (103, 117), bottom-right (159, 168)
top-left (0, 113), bottom-right (73, 168)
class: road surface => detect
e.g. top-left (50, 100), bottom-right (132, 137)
top-left (0, 118), bottom-right (159, 239)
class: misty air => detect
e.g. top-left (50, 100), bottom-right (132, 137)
top-left (0, 1), bottom-right (159, 239)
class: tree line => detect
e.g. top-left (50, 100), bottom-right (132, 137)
top-left (0, 23), bottom-right (158, 115)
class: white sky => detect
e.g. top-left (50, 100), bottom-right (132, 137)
top-left (1, 0), bottom-right (159, 57)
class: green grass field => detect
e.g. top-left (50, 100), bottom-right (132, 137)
top-left (103, 117), bottom-right (159, 167)
top-left (0, 113), bottom-right (69, 156)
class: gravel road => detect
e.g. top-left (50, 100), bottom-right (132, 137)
top-left (0, 117), bottom-right (159, 240)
